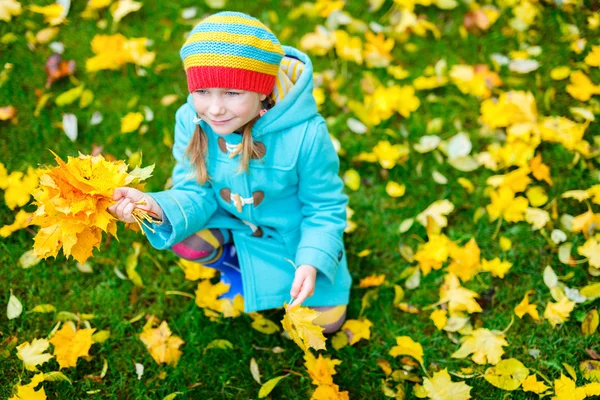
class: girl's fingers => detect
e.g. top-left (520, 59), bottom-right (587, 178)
top-left (290, 274), bottom-right (304, 298)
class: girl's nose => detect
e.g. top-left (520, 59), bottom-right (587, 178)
top-left (209, 98), bottom-right (225, 116)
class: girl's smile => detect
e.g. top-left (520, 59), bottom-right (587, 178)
top-left (192, 88), bottom-right (267, 135)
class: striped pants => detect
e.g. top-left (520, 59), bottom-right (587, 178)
top-left (172, 228), bottom-right (347, 334)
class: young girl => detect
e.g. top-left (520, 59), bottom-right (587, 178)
top-left (109, 11), bottom-right (351, 333)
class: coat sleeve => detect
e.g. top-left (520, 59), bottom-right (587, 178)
top-left (294, 119), bottom-right (348, 283)
top-left (143, 104), bottom-right (218, 249)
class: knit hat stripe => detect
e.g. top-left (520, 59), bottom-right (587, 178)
top-left (186, 66), bottom-right (274, 93)
top-left (187, 23), bottom-right (280, 46)
top-left (183, 54), bottom-right (279, 76)
top-left (181, 43), bottom-right (283, 66)
top-left (183, 32), bottom-right (283, 55)
top-left (200, 15), bottom-right (273, 31)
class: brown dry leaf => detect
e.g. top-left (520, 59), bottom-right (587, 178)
top-left (281, 303), bottom-right (326, 352)
top-left (139, 319), bottom-right (184, 366)
top-left (45, 54), bottom-right (75, 88)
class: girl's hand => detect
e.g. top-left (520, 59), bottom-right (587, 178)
top-left (288, 264), bottom-right (317, 309)
top-left (108, 187), bottom-right (163, 224)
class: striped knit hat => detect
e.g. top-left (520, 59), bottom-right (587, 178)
top-left (180, 11), bottom-right (284, 95)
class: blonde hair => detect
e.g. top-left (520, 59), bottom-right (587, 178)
top-left (185, 113), bottom-right (269, 184)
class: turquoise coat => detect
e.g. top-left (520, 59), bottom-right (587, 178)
top-left (144, 46), bottom-right (351, 312)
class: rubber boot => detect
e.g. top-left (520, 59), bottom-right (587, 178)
top-left (204, 243), bottom-right (243, 299)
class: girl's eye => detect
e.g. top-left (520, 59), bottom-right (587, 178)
top-left (195, 90), bottom-right (208, 95)
top-left (226, 91), bottom-right (240, 96)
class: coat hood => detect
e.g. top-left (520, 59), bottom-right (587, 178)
top-left (185, 46), bottom-right (318, 139)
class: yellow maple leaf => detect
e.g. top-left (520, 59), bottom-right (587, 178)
top-left (121, 112), bottom-right (144, 133)
top-left (481, 258), bottom-right (513, 279)
top-left (414, 234), bottom-right (453, 275)
top-left (8, 374), bottom-right (46, 400)
top-left (0, 0), bottom-right (22, 22)
top-left (281, 303), bottom-right (327, 352)
top-left (389, 336), bottom-right (424, 365)
top-left (194, 279), bottom-right (243, 318)
top-left (439, 273), bottom-right (482, 314)
top-left (539, 116), bottom-right (589, 152)
top-left (304, 351), bottom-right (342, 386)
top-left (487, 187), bottom-right (529, 222)
top-left (514, 291), bottom-right (540, 320)
top-left (544, 297), bottom-right (576, 327)
top-left (526, 186), bottom-right (548, 208)
top-left (49, 324), bottom-right (95, 369)
top-left (371, 140), bottom-right (409, 169)
top-left (334, 30), bottom-right (363, 65)
top-left (522, 374), bottom-right (550, 394)
top-left (451, 328), bottom-right (508, 365)
top-left (571, 210), bottom-right (600, 237)
top-left (312, 383), bottom-right (350, 400)
top-left (139, 319), bottom-right (184, 366)
top-left (29, 4), bottom-right (66, 26)
top-left (483, 358), bottom-right (529, 390)
top-left (86, 34), bottom-right (155, 72)
top-left (480, 91), bottom-right (537, 128)
top-left (364, 31), bottom-right (394, 68)
top-left (179, 259), bottom-right (216, 280)
top-left (0, 209), bottom-right (32, 237)
top-left (386, 181), bottom-right (406, 197)
top-left (566, 71), bottom-right (600, 102)
top-left (430, 309), bottom-right (448, 330)
top-left (578, 237), bottom-right (600, 268)
top-left (585, 45), bottom-right (600, 67)
top-left (359, 274), bottom-right (386, 288)
top-left (341, 319), bottom-right (373, 346)
top-left (422, 369), bottom-right (472, 400)
top-left (447, 238), bottom-right (481, 282)
top-left (16, 339), bottom-right (54, 372)
top-left (553, 374), bottom-right (587, 400)
top-left (3, 167), bottom-right (39, 210)
top-left (416, 200), bottom-right (455, 229)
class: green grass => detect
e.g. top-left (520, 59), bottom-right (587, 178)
top-left (2, 1), bottom-right (600, 399)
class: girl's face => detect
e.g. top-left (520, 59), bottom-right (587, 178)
top-left (192, 88), bottom-right (267, 135)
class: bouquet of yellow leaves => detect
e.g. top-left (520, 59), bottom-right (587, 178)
top-left (31, 151), bottom-right (155, 264)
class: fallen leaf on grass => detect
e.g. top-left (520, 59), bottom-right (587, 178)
top-left (341, 318), bottom-right (372, 345)
top-left (422, 369), bottom-right (472, 400)
top-left (45, 54), bottom-right (75, 87)
top-left (7, 290), bottom-right (22, 320)
top-left (451, 328), bottom-right (507, 365)
top-left (483, 358), bottom-right (529, 390)
top-left (0, 105), bottom-right (16, 120)
top-left (389, 336), bottom-right (424, 366)
top-left (16, 339), bottom-right (54, 371)
top-left (139, 319), bottom-right (184, 366)
top-left (49, 323), bottom-right (95, 369)
top-left (258, 375), bottom-right (287, 398)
